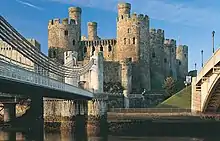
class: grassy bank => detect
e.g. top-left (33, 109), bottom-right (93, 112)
top-left (156, 86), bottom-right (192, 109)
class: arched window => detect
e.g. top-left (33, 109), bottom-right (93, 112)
top-left (184, 54), bottom-right (187, 58)
top-left (164, 58), bottom-right (167, 63)
top-left (92, 46), bottom-right (95, 55)
top-left (179, 61), bottom-right (181, 65)
top-left (64, 30), bottom-right (68, 36)
top-left (108, 45), bottom-right (112, 52)
top-left (171, 48), bottom-right (174, 53)
top-left (128, 28), bottom-right (130, 33)
top-left (121, 15), bottom-right (124, 19)
top-left (128, 39), bottom-right (130, 44)
top-left (124, 38), bottom-right (126, 45)
top-left (84, 47), bottom-right (87, 53)
top-left (53, 50), bottom-right (56, 57)
top-left (133, 37), bottom-right (135, 44)
top-left (100, 45), bottom-right (103, 51)
top-left (73, 40), bottom-right (75, 46)
top-left (152, 52), bottom-right (155, 58)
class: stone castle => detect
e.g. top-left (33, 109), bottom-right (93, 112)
top-left (48, 2), bottom-right (188, 94)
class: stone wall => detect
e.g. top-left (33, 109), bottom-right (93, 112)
top-left (103, 61), bottom-right (121, 83)
top-left (81, 39), bottom-right (116, 61)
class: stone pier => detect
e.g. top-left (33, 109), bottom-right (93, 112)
top-left (44, 99), bottom-right (88, 132)
top-left (87, 96), bottom-right (108, 136)
top-left (3, 103), bottom-right (16, 123)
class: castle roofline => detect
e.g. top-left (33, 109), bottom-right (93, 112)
top-left (118, 2), bottom-right (131, 9)
top-left (68, 7), bottom-right (82, 13)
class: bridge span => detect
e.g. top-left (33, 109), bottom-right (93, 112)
top-left (192, 48), bottom-right (220, 113)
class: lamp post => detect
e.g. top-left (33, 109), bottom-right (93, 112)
top-left (201, 50), bottom-right (204, 67)
top-left (195, 63), bottom-right (197, 70)
top-left (212, 31), bottom-right (215, 54)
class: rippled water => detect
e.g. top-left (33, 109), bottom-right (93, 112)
top-left (0, 130), bottom-right (214, 141)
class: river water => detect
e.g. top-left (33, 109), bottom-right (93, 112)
top-left (0, 130), bottom-right (217, 141)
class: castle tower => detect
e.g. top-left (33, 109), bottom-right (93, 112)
top-left (176, 45), bottom-right (188, 79)
top-left (48, 7), bottom-right (82, 64)
top-left (88, 22), bottom-right (98, 41)
top-left (164, 39), bottom-right (177, 80)
top-left (149, 29), bottom-right (165, 89)
top-left (116, 2), bottom-right (150, 92)
top-left (118, 2), bottom-right (131, 19)
top-left (68, 7), bottom-right (82, 40)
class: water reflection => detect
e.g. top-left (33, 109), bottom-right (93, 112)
top-left (0, 130), bottom-right (211, 141)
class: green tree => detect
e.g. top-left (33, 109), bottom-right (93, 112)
top-left (163, 77), bottom-right (176, 98)
top-left (163, 77), bottom-right (185, 99)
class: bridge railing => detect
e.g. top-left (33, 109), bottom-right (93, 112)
top-left (196, 48), bottom-right (220, 84)
top-left (108, 108), bottom-right (191, 113)
top-left (0, 59), bottom-right (93, 98)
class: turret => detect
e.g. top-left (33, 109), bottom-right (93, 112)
top-left (68, 7), bottom-right (81, 25)
top-left (117, 3), bottom-right (131, 20)
top-left (88, 22), bottom-right (98, 41)
top-left (68, 7), bottom-right (82, 40)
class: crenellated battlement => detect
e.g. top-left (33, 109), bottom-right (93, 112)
top-left (164, 39), bottom-right (176, 46)
top-left (82, 39), bottom-right (117, 47)
top-left (68, 7), bottom-right (82, 13)
top-left (150, 28), bottom-right (164, 35)
top-left (88, 22), bottom-right (97, 26)
top-left (126, 13), bottom-right (149, 23)
top-left (118, 2), bottom-right (131, 10)
top-left (177, 45), bottom-right (188, 53)
top-left (48, 18), bottom-right (77, 27)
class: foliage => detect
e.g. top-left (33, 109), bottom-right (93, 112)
top-left (162, 77), bottom-right (176, 98)
top-left (103, 82), bottom-right (124, 94)
top-left (162, 77), bottom-right (185, 99)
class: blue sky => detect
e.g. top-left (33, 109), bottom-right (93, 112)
top-left (1, 0), bottom-right (220, 71)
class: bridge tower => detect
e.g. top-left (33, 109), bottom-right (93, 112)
top-left (64, 51), bottom-right (79, 86)
top-left (89, 51), bottom-right (104, 93)
top-left (121, 58), bottom-right (132, 108)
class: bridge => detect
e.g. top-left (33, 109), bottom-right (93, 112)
top-left (0, 14), bottom-right (99, 134)
top-left (191, 48), bottom-right (220, 113)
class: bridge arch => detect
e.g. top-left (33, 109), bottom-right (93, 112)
top-left (202, 75), bottom-right (220, 112)
top-left (191, 48), bottom-right (220, 113)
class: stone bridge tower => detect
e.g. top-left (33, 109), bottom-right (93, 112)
top-left (48, 7), bottom-right (82, 64)
top-left (116, 2), bottom-right (151, 92)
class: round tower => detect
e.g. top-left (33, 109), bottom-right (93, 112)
top-left (176, 45), bottom-right (188, 79)
top-left (118, 2), bottom-right (131, 18)
top-left (88, 22), bottom-right (98, 41)
top-left (164, 39), bottom-right (177, 80)
top-left (68, 7), bottom-right (82, 40)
